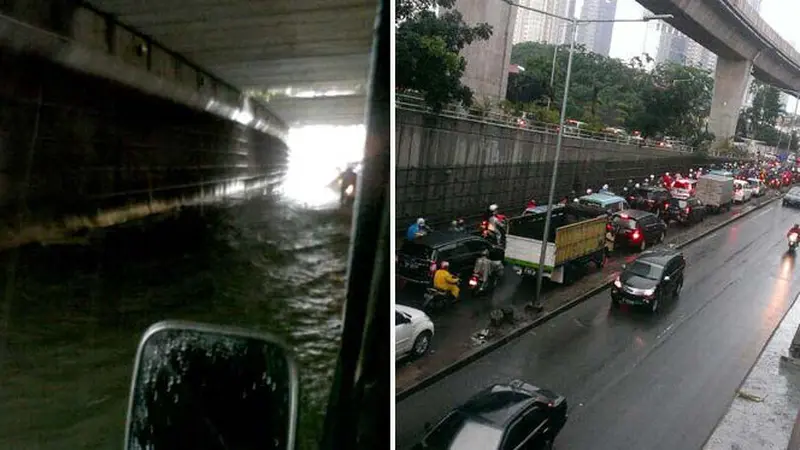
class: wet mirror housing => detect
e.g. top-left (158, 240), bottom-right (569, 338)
top-left (124, 321), bottom-right (298, 450)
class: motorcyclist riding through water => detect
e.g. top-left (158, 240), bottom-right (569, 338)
top-left (433, 261), bottom-right (460, 301)
top-left (339, 165), bottom-right (357, 206)
top-left (406, 217), bottom-right (431, 241)
top-left (789, 224), bottom-right (800, 250)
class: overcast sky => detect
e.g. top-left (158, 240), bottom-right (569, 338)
top-left (601, 0), bottom-right (800, 110)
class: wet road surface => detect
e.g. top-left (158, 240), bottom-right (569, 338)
top-left (396, 200), bottom-right (800, 450)
top-left (0, 194), bottom-right (351, 450)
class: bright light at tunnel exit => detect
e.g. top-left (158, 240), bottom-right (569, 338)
top-left (279, 125), bottom-right (366, 208)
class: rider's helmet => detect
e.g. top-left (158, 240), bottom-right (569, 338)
top-left (489, 204), bottom-right (498, 213)
top-left (602, 184), bottom-right (609, 190)
top-left (586, 188), bottom-right (593, 195)
top-left (666, 172), bottom-right (670, 177)
top-left (417, 218), bottom-right (425, 226)
top-left (441, 261), bottom-right (450, 269)
top-left (457, 218), bottom-right (465, 226)
top-left (635, 183), bottom-right (641, 188)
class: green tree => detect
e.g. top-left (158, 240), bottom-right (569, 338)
top-left (745, 80), bottom-right (784, 137)
top-left (396, 0), bottom-right (492, 111)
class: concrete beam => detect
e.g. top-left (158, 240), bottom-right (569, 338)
top-left (708, 57), bottom-right (752, 142)
top-left (0, 2), bottom-right (288, 141)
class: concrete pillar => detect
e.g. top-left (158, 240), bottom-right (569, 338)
top-left (708, 57), bottom-right (753, 142)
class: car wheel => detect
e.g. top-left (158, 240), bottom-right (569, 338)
top-left (650, 297), bottom-right (660, 314)
top-left (640, 239), bottom-right (647, 252)
top-left (412, 331), bottom-right (432, 358)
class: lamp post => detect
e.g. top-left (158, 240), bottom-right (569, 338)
top-left (501, 0), bottom-right (673, 306)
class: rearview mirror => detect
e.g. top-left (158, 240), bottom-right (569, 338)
top-left (124, 321), bottom-right (298, 450)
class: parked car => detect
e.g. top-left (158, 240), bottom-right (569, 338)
top-left (663, 197), bottom-right (706, 225)
top-left (611, 210), bottom-right (668, 252)
top-left (733, 179), bottom-right (753, 203)
top-left (397, 231), bottom-right (497, 285)
top-left (628, 186), bottom-right (670, 216)
top-left (395, 305), bottom-right (434, 360)
top-left (784, 186), bottom-right (800, 208)
top-left (611, 249), bottom-right (686, 314)
top-left (414, 380), bottom-right (568, 450)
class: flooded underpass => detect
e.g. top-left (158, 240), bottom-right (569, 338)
top-left (0, 186), bottom-right (353, 450)
top-left (0, 194), bottom-right (351, 449)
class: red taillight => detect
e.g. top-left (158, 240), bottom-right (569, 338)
top-left (632, 229), bottom-right (642, 240)
top-left (606, 223), bottom-right (613, 232)
top-left (685, 206), bottom-right (691, 214)
top-left (664, 202), bottom-right (670, 209)
top-left (468, 276), bottom-right (478, 287)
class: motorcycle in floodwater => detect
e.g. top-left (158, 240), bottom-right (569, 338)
top-left (790, 232), bottom-right (799, 251)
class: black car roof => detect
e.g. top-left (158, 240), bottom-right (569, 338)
top-left (613, 209), bottom-right (652, 219)
top-left (635, 249), bottom-right (683, 266)
top-left (457, 381), bottom-right (554, 428)
top-left (409, 231), bottom-right (477, 248)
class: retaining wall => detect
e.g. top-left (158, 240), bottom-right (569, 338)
top-left (396, 109), bottom-right (721, 229)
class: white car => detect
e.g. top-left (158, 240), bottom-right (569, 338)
top-left (395, 305), bottom-right (434, 360)
top-left (748, 178), bottom-right (766, 197)
top-left (733, 179), bottom-right (753, 203)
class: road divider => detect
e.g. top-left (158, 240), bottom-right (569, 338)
top-left (396, 192), bottom-right (783, 402)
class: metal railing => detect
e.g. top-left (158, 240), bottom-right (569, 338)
top-left (395, 91), bottom-right (697, 153)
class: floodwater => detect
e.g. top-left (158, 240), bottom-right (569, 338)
top-left (0, 190), bottom-right (352, 450)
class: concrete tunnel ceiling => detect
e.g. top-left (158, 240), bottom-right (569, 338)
top-left (86, 0), bottom-right (378, 128)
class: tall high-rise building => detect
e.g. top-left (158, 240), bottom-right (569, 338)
top-left (575, 0), bottom-right (617, 56)
top-left (654, 22), bottom-right (716, 72)
top-left (512, 0), bottom-right (548, 44)
top-left (512, 0), bottom-right (574, 45)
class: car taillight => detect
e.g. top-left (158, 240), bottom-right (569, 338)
top-left (685, 206), bottom-right (691, 214)
top-left (606, 223), bottom-right (613, 232)
top-left (632, 229), bottom-right (641, 240)
top-left (468, 277), bottom-right (478, 287)
top-left (614, 278), bottom-right (622, 288)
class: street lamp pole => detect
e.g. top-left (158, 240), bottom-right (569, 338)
top-left (499, 0), bottom-right (675, 305)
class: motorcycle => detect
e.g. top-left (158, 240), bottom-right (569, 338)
top-left (341, 183), bottom-right (355, 207)
top-left (790, 232), bottom-right (799, 251)
top-left (422, 285), bottom-right (458, 311)
top-left (468, 271), bottom-right (498, 296)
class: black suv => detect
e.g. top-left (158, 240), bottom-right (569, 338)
top-left (628, 186), bottom-right (670, 215)
top-left (611, 249), bottom-right (686, 313)
top-left (611, 210), bottom-right (667, 252)
top-left (663, 197), bottom-right (706, 225)
top-left (414, 380), bottom-right (568, 450)
top-left (397, 231), bottom-right (497, 285)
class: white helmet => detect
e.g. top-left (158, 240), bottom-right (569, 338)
top-left (586, 188), bottom-right (593, 195)
top-left (417, 218), bottom-right (425, 225)
top-left (666, 172), bottom-right (670, 176)
top-left (635, 183), bottom-right (641, 188)
top-left (573, 198), bottom-right (580, 203)
top-left (489, 204), bottom-right (498, 212)
top-left (602, 184), bottom-right (609, 190)
top-left (441, 261), bottom-right (450, 269)
top-left (650, 174), bottom-right (655, 179)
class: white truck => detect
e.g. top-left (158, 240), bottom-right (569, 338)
top-left (505, 204), bottom-right (607, 285)
top-left (696, 173), bottom-right (734, 213)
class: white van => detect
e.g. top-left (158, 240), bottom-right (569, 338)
top-left (733, 179), bottom-right (753, 203)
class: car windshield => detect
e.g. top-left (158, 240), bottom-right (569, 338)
top-left (613, 216), bottom-right (638, 229)
top-left (626, 260), bottom-right (665, 280)
top-left (402, 241), bottom-right (434, 260)
top-left (421, 412), bottom-right (503, 450)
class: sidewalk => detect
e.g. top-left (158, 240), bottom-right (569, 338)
top-left (396, 192), bottom-right (781, 394)
top-left (704, 292), bottom-right (800, 450)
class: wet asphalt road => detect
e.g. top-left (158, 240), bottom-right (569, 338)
top-left (396, 199), bottom-right (800, 450)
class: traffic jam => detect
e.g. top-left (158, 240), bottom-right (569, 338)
top-left (395, 160), bottom-right (800, 362)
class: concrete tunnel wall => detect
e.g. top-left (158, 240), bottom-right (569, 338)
top-left (0, 50), bottom-right (287, 237)
top-left (395, 109), bottom-right (725, 230)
